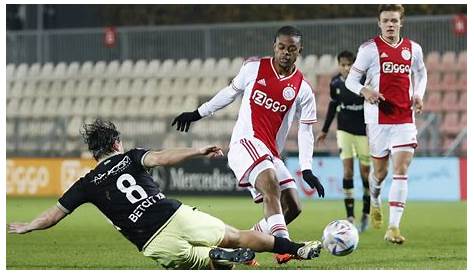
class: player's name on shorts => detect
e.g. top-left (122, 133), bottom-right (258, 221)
top-left (128, 192), bottom-right (166, 223)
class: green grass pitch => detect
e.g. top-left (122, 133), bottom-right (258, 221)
top-left (6, 196), bottom-right (466, 269)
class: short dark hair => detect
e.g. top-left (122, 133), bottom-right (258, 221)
top-left (80, 119), bottom-right (121, 160)
top-left (274, 25), bottom-right (302, 44)
top-left (337, 50), bottom-right (355, 63)
top-left (378, 4), bottom-right (405, 20)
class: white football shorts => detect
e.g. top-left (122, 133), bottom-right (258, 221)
top-left (366, 123), bottom-right (418, 158)
top-left (227, 137), bottom-right (296, 203)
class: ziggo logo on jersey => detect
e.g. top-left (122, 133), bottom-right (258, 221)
top-left (252, 90), bottom-right (287, 112)
top-left (382, 62), bottom-right (410, 74)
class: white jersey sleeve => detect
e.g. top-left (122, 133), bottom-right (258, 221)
top-left (346, 42), bottom-right (374, 95)
top-left (411, 42), bottom-right (428, 99)
top-left (197, 63), bottom-right (247, 117)
top-left (298, 81), bottom-right (317, 124)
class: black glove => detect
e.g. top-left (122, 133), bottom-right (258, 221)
top-left (302, 169), bottom-right (325, 198)
top-left (171, 110), bottom-right (202, 132)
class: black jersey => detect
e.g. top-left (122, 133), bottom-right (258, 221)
top-left (321, 74), bottom-right (366, 136)
top-left (57, 148), bottom-right (182, 251)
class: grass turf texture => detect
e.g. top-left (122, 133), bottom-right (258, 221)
top-left (6, 196), bottom-right (466, 269)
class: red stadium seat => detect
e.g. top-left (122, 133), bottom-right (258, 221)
top-left (316, 74), bottom-right (332, 93)
top-left (425, 51), bottom-right (441, 72)
top-left (455, 51), bottom-right (467, 72)
top-left (457, 93), bottom-right (467, 112)
top-left (440, 92), bottom-right (459, 112)
top-left (457, 72), bottom-right (466, 93)
top-left (440, 112), bottom-right (461, 135)
top-left (423, 92), bottom-right (442, 113)
top-left (459, 112), bottom-right (467, 127)
top-left (426, 72), bottom-right (442, 93)
top-left (440, 51), bottom-right (456, 72)
top-left (439, 72), bottom-right (458, 93)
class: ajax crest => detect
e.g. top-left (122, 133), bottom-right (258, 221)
top-left (282, 86), bottom-right (296, 101)
top-left (401, 49), bottom-right (411, 60)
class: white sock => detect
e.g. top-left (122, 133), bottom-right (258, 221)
top-left (267, 214), bottom-right (289, 239)
top-left (251, 218), bottom-right (270, 234)
top-left (388, 175), bottom-right (408, 228)
top-left (369, 171), bottom-right (384, 208)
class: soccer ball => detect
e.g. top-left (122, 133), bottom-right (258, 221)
top-left (322, 220), bottom-right (359, 256)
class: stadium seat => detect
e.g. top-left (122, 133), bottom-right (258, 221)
top-left (9, 81), bottom-right (24, 98)
top-left (172, 58), bottom-right (189, 78)
top-left (44, 97), bottom-right (60, 118)
top-left (171, 78), bottom-right (187, 94)
top-left (36, 80), bottom-right (51, 97)
top-left (426, 71), bottom-right (442, 93)
top-left (102, 79), bottom-right (118, 97)
top-left (158, 59), bottom-right (175, 78)
top-left (130, 79), bottom-right (145, 95)
top-left (157, 78), bottom-right (173, 94)
top-left (230, 57), bottom-right (244, 75)
top-left (53, 62), bottom-right (67, 79)
top-left (188, 58), bottom-right (203, 78)
top-left (455, 51), bottom-right (466, 72)
top-left (215, 57), bottom-right (231, 77)
top-left (40, 62), bottom-right (55, 79)
top-left (106, 60), bottom-right (120, 78)
top-left (440, 112), bottom-right (461, 135)
top-left (66, 62), bottom-right (80, 78)
top-left (140, 95), bottom-right (159, 117)
top-left (200, 58), bottom-right (216, 77)
top-left (145, 59), bottom-right (160, 78)
top-left (93, 61), bottom-right (107, 77)
top-left (49, 80), bottom-right (64, 97)
top-left (112, 97), bottom-right (128, 118)
top-left (57, 97), bottom-right (74, 117)
top-left (6, 63), bottom-right (15, 80)
top-left (423, 92), bottom-right (442, 113)
top-left (316, 54), bottom-right (337, 75)
top-left (27, 63), bottom-right (41, 78)
top-left (63, 79), bottom-right (76, 97)
top-left (119, 59), bottom-right (134, 78)
top-left (457, 92), bottom-right (466, 112)
top-left (22, 81), bottom-right (37, 98)
top-left (302, 54), bottom-right (318, 76)
top-left (79, 61), bottom-right (94, 78)
top-left (84, 97), bottom-right (100, 117)
top-left (6, 98), bottom-right (20, 118)
top-left (71, 97), bottom-right (87, 116)
top-left (97, 97), bottom-right (115, 118)
top-left (439, 72), bottom-right (458, 93)
top-left (124, 96), bottom-right (142, 118)
top-left (316, 74), bottom-right (332, 93)
top-left (440, 91), bottom-right (458, 112)
top-left (66, 116), bottom-right (83, 137)
top-left (143, 79), bottom-right (158, 95)
top-left (132, 59), bottom-right (147, 78)
top-left (31, 98), bottom-right (47, 118)
top-left (184, 77), bottom-right (200, 94)
top-left (457, 72), bottom-right (466, 93)
top-left (198, 77), bottom-right (215, 95)
top-left (74, 79), bottom-right (89, 97)
top-left (440, 51), bottom-right (456, 72)
top-left (459, 112), bottom-right (467, 127)
top-left (87, 79), bottom-right (103, 98)
top-left (425, 51), bottom-right (440, 72)
top-left (116, 78), bottom-right (130, 97)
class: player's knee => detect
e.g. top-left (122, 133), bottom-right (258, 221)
top-left (374, 169), bottom-right (388, 181)
top-left (256, 170), bottom-right (280, 197)
top-left (220, 225), bottom-right (241, 248)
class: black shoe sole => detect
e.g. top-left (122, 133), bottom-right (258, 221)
top-left (209, 248), bottom-right (256, 263)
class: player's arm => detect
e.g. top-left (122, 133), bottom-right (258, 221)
top-left (143, 145), bottom-right (224, 168)
top-left (346, 44), bottom-right (385, 104)
top-left (172, 62), bottom-right (248, 132)
top-left (297, 86), bottom-right (325, 197)
top-left (411, 43), bottom-right (428, 114)
top-left (316, 82), bottom-right (338, 145)
top-left (8, 205), bottom-right (67, 234)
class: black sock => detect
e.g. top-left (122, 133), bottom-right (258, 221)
top-left (344, 198), bottom-right (355, 218)
top-left (272, 236), bottom-right (304, 255)
top-left (363, 194), bottom-right (370, 215)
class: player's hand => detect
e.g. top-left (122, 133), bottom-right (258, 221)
top-left (302, 170), bottom-right (325, 198)
top-left (412, 95), bottom-right (423, 114)
top-left (7, 223), bottom-right (31, 234)
top-left (361, 87), bottom-right (385, 104)
top-left (316, 132), bottom-right (327, 146)
top-left (199, 145), bottom-right (224, 159)
top-left (171, 110), bottom-right (202, 132)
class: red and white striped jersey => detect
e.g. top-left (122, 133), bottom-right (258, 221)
top-left (229, 57), bottom-right (317, 158)
top-left (346, 36), bottom-right (427, 124)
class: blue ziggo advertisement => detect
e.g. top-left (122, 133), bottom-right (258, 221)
top-left (285, 157), bottom-right (461, 201)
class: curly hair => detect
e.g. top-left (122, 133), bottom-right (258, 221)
top-left (80, 119), bottom-right (121, 160)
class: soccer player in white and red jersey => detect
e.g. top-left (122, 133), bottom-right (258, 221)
top-left (345, 4), bottom-right (427, 244)
top-left (172, 26), bottom-right (325, 264)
